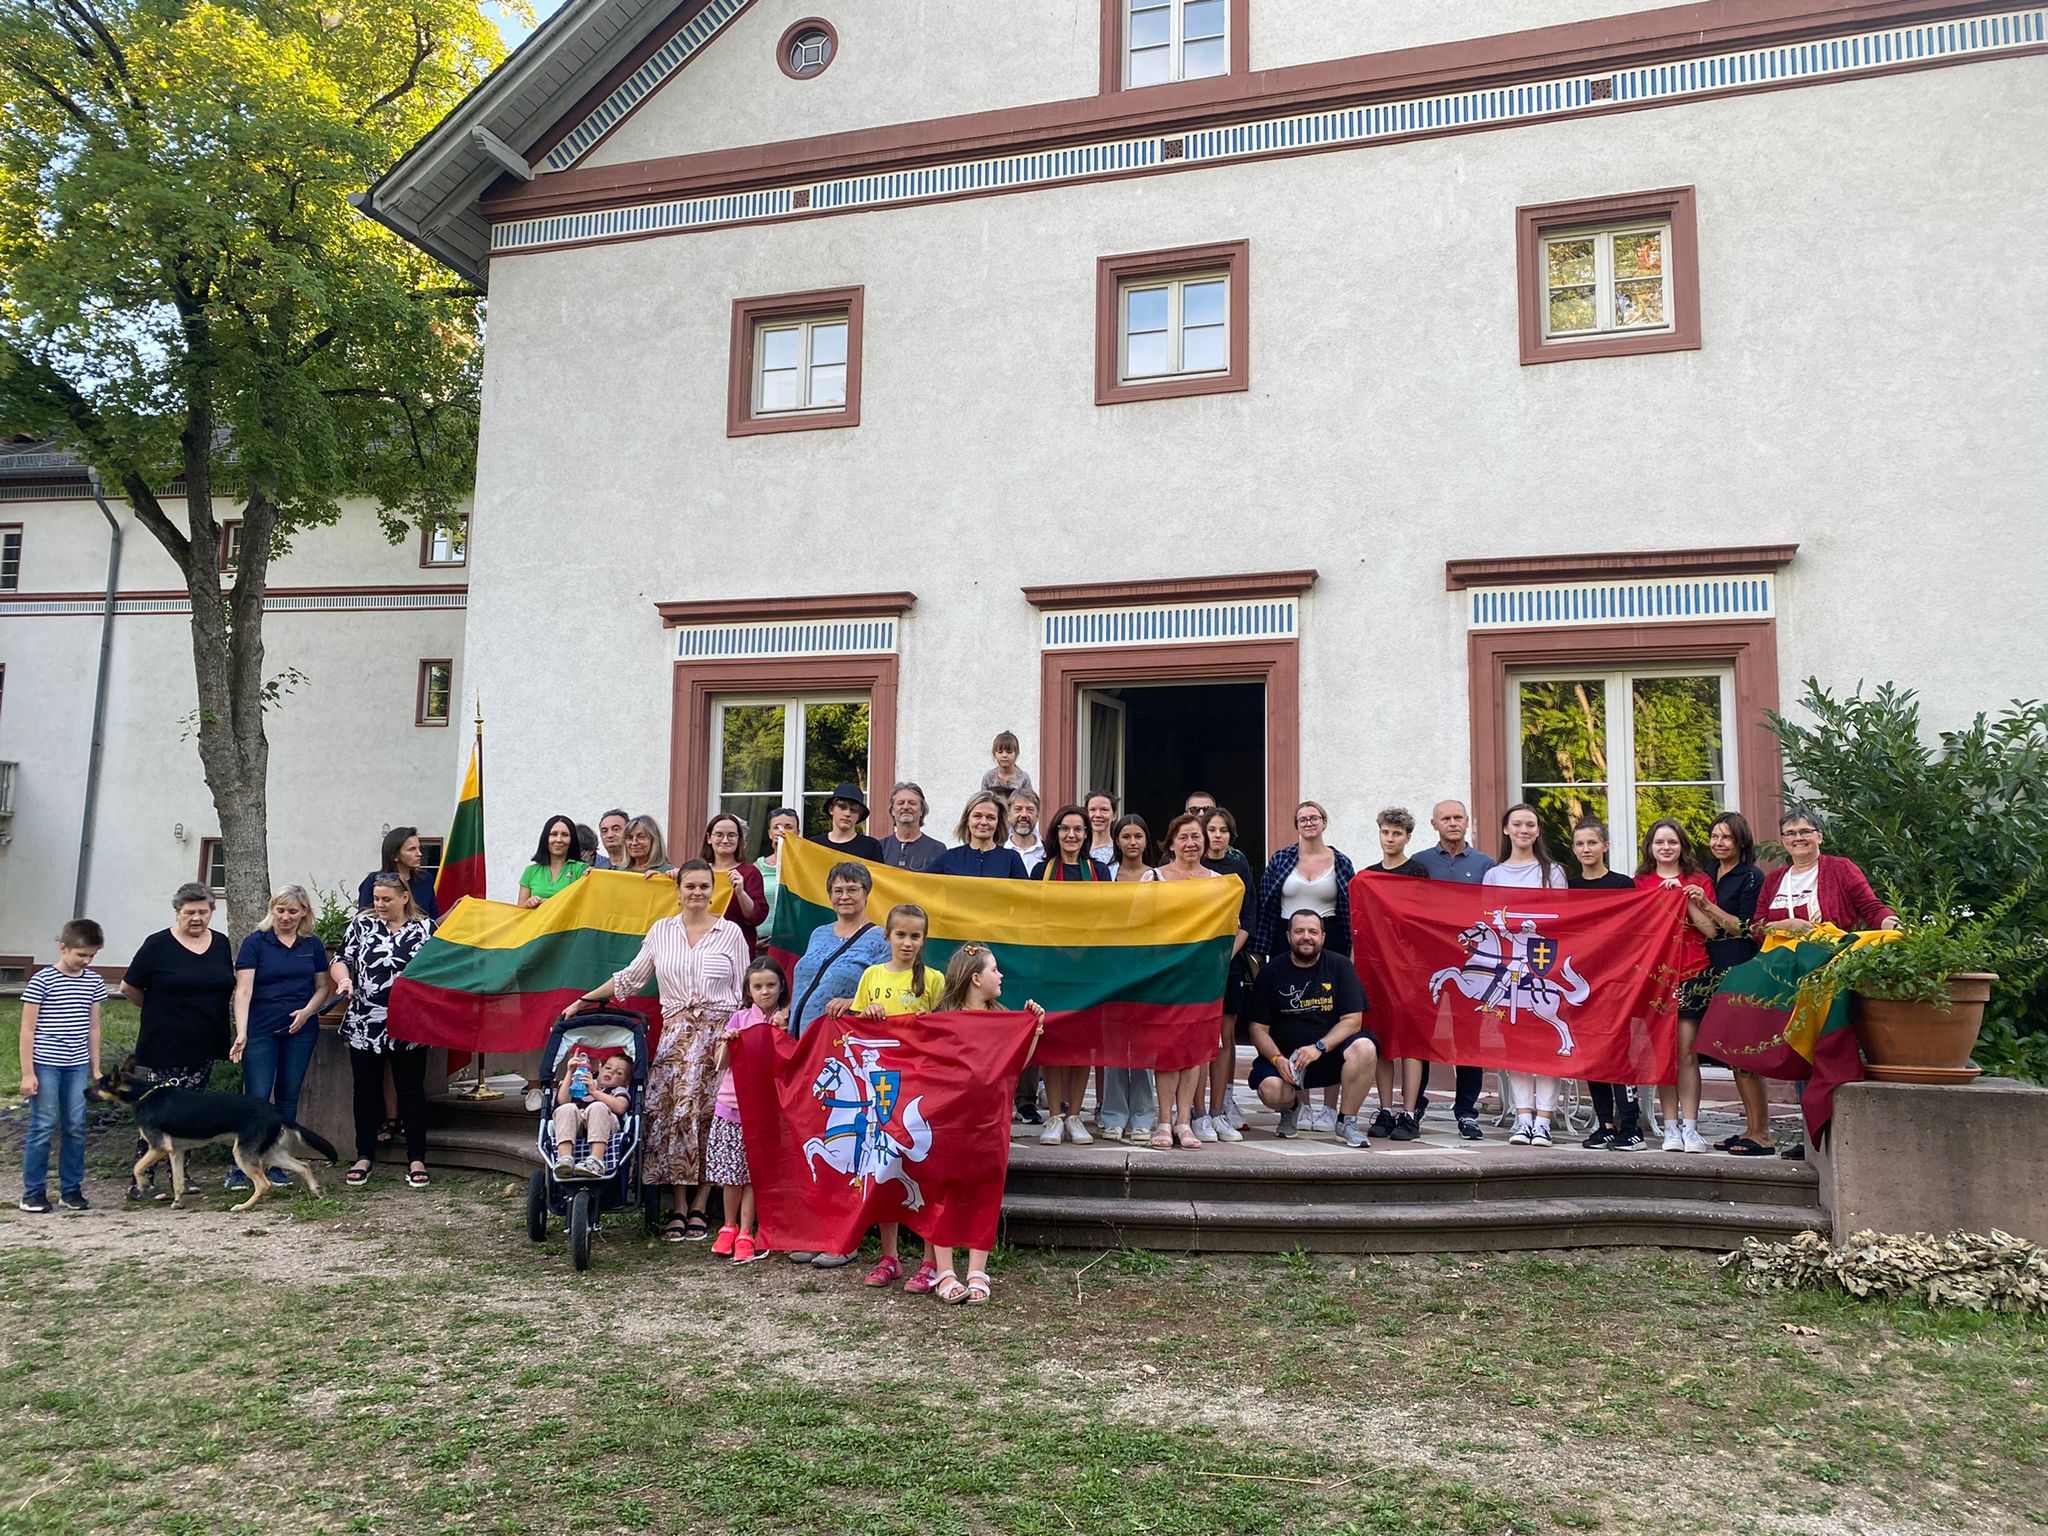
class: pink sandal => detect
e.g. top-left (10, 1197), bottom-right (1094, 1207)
top-left (862, 1255), bottom-right (903, 1287)
top-left (902, 1260), bottom-right (939, 1293)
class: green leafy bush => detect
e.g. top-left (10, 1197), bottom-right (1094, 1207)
top-left (1798, 888), bottom-right (2044, 1008)
top-left (310, 882), bottom-right (356, 950)
top-left (1768, 683), bottom-right (2048, 1036)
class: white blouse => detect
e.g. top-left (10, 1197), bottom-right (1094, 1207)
top-left (1281, 861), bottom-right (1340, 914)
top-left (611, 915), bottom-right (750, 1015)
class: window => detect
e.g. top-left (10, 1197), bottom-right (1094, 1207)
top-left (417, 659), bottom-right (453, 726)
top-left (1096, 241), bottom-right (1249, 405)
top-left (420, 518), bottom-right (468, 568)
top-left (1102, 0), bottom-right (1244, 93)
top-left (199, 838), bottom-right (227, 899)
top-left (1509, 667), bottom-right (1736, 861)
top-left (1516, 187), bottom-right (1700, 365)
top-left (416, 836), bottom-right (445, 888)
top-left (218, 520), bottom-right (243, 574)
top-left (0, 524), bottom-right (20, 590)
top-left (777, 18), bottom-right (837, 78)
top-left (728, 287), bottom-right (864, 436)
top-left (711, 694), bottom-right (871, 858)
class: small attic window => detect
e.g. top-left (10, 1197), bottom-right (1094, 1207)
top-left (779, 18), bottom-right (837, 79)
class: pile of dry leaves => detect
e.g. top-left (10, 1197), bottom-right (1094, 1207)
top-left (1720, 1228), bottom-right (2048, 1315)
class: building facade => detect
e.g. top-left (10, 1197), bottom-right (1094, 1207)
top-left (368, 0), bottom-right (2048, 883)
top-left (0, 443), bottom-right (470, 973)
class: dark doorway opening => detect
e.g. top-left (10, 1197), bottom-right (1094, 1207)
top-left (1086, 681), bottom-right (1267, 866)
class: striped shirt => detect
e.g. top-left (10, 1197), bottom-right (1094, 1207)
top-left (23, 966), bottom-right (107, 1068)
top-left (611, 915), bottom-right (750, 1017)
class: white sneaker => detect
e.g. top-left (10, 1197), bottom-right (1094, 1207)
top-left (1221, 1092), bottom-right (1248, 1130)
top-left (1680, 1124), bottom-right (1709, 1154)
top-left (1038, 1117), bottom-right (1065, 1146)
top-left (1661, 1124), bottom-right (1684, 1152)
top-left (1213, 1117), bottom-right (1244, 1143)
top-left (1193, 1115), bottom-right (1218, 1143)
top-left (1065, 1114), bottom-right (1093, 1145)
top-left (1310, 1106), bottom-right (1336, 1134)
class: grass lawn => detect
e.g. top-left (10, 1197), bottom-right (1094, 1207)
top-left (0, 1114), bottom-right (2041, 1536)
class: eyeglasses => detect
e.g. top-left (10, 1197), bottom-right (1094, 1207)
top-left (1295, 814), bottom-right (1325, 826)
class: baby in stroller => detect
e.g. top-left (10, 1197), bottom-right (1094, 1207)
top-left (551, 1046), bottom-right (630, 1177)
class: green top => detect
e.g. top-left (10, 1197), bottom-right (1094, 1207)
top-left (755, 856), bottom-right (782, 919)
top-left (519, 860), bottom-right (589, 901)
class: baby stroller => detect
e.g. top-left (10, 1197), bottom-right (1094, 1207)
top-left (525, 1007), bottom-right (656, 1270)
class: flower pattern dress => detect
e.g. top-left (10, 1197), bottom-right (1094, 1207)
top-left (339, 913), bottom-right (434, 1053)
top-left (612, 914), bottom-right (750, 1184)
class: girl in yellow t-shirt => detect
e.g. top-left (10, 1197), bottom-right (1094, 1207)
top-left (850, 904), bottom-right (943, 1292)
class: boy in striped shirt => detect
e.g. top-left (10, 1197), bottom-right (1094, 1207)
top-left (19, 919), bottom-right (107, 1213)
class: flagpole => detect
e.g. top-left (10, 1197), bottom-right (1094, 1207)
top-left (454, 693), bottom-right (503, 1100)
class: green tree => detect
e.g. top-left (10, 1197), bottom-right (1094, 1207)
top-left (0, 0), bottom-right (512, 935)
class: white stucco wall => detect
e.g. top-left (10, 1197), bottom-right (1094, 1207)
top-left (1255, 0), bottom-right (1673, 71)
top-left (580, 0), bottom-right (1101, 170)
top-left (0, 499), bottom-right (469, 967)
top-left (469, 55), bottom-right (2048, 891)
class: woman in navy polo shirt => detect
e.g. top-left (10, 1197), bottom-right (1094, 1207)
top-left (230, 884), bottom-right (334, 1188)
top-left (356, 826), bottom-right (440, 921)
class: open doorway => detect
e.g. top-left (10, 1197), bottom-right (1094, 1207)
top-left (1076, 680), bottom-right (1267, 865)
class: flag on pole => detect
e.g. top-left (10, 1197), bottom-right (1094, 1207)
top-left (764, 836), bottom-right (1239, 1070)
top-left (1348, 876), bottom-right (1690, 1083)
top-left (734, 1006), bottom-right (1040, 1254)
top-left (391, 871), bottom-right (729, 1053)
top-left (434, 714), bottom-right (486, 912)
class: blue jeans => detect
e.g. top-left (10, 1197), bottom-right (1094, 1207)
top-left (24, 1063), bottom-right (88, 1197)
top-left (241, 1026), bottom-right (319, 1123)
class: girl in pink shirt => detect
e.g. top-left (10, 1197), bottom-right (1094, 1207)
top-left (707, 958), bottom-right (788, 1263)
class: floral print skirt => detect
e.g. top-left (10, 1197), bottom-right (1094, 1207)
top-left (642, 1002), bottom-right (732, 1186)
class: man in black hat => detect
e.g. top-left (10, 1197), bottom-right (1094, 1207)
top-left (821, 782), bottom-right (885, 862)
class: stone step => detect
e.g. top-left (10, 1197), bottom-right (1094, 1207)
top-left (999, 1192), bottom-right (1827, 1254)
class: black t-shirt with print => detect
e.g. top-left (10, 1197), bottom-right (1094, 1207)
top-left (1246, 951), bottom-right (1368, 1053)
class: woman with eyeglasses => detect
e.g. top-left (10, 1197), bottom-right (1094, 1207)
top-left (1250, 801), bottom-right (1356, 1134)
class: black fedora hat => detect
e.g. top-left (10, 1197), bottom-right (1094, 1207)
top-left (826, 782), bottom-right (870, 820)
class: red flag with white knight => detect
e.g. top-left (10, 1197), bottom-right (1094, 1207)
top-left (1349, 876), bottom-right (1690, 1083)
top-left (733, 1010), bottom-right (1040, 1255)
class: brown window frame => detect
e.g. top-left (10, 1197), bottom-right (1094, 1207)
top-left (1096, 240), bottom-right (1250, 406)
top-left (418, 516), bottom-right (469, 568)
top-left (1516, 186), bottom-right (1701, 366)
top-left (198, 837), bottom-right (227, 899)
top-left (217, 519), bottom-right (242, 575)
top-left (1100, 0), bottom-right (1249, 95)
top-left (0, 523), bottom-right (21, 591)
top-left (416, 658), bottom-right (453, 727)
top-left (776, 17), bottom-right (839, 80)
top-left (727, 286), bottom-right (864, 437)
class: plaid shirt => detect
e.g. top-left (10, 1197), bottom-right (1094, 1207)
top-left (1251, 844), bottom-right (1357, 959)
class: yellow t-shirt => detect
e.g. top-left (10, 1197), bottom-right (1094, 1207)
top-left (851, 962), bottom-right (944, 1017)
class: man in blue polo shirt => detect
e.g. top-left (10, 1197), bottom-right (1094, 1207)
top-left (1411, 800), bottom-right (1496, 1140)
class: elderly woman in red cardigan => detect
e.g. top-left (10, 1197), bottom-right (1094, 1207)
top-left (1753, 806), bottom-right (1902, 938)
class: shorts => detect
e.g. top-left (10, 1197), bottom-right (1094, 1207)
top-left (1248, 1032), bottom-right (1377, 1092)
top-left (1678, 967), bottom-right (1721, 1021)
top-left (703, 1116), bottom-right (749, 1186)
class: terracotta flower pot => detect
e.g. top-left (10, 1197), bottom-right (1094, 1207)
top-left (1850, 972), bottom-right (1997, 1084)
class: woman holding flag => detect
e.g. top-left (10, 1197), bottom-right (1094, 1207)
top-left (560, 860), bottom-right (750, 1243)
top-left (1482, 804), bottom-right (1570, 1147)
top-left (1635, 819), bottom-right (1721, 1155)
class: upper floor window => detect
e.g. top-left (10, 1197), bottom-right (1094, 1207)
top-left (421, 517), bottom-right (468, 568)
top-left (0, 524), bottom-right (20, 590)
top-left (727, 287), bottom-right (864, 437)
top-left (417, 659), bottom-right (453, 726)
top-left (1517, 187), bottom-right (1701, 365)
top-left (1095, 241), bottom-right (1249, 405)
top-left (1128, 0), bottom-right (1225, 85)
top-left (777, 18), bottom-right (838, 79)
top-left (218, 520), bottom-right (243, 574)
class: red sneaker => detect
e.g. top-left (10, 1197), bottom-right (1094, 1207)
top-left (903, 1260), bottom-right (939, 1294)
top-left (710, 1224), bottom-right (738, 1257)
top-left (733, 1233), bottom-right (768, 1263)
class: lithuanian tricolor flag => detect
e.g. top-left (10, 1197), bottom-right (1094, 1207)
top-left (433, 725), bottom-right (486, 911)
top-left (390, 871), bottom-right (728, 1052)
top-left (765, 836), bottom-right (1239, 1071)
top-left (1698, 925), bottom-right (1903, 1142)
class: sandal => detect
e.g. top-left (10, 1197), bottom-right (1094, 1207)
top-left (1174, 1122), bottom-right (1202, 1150)
top-left (681, 1212), bottom-right (711, 1242)
top-left (345, 1162), bottom-right (373, 1187)
top-left (1712, 1133), bottom-right (1744, 1151)
top-left (376, 1118), bottom-right (400, 1144)
top-left (405, 1166), bottom-right (431, 1188)
top-left (1725, 1137), bottom-right (1777, 1156)
top-left (1147, 1124), bottom-right (1174, 1150)
top-left (965, 1270), bottom-right (991, 1305)
top-left (903, 1259), bottom-right (939, 1293)
top-left (933, 1270), bottom-right (968, 1304)
top-left (863, 1255), bottom-right (903, 1287)
top-left (663, 1216), bottom-right (692, 1244)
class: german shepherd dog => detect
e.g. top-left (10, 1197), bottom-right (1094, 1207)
top-left (93, 1061), bottom-right (341, 1212)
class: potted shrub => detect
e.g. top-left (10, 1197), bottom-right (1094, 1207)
top-left (1805, 891), bottom-right (2043, 1083)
